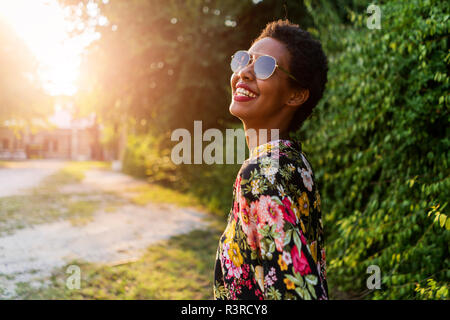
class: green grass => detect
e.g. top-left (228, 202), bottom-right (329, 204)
top-left (0, 161), bottom-right (119, 234)
top-left (37, 161), bottom-right (110, 192)
top-left (127, 184), bottom-right (202, 208)
top-left (13, 219), bottom-right (226, 300)
top-left (0, 194), bottom-right (98, 234)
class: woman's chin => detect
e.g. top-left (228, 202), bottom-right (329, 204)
top-left (229, 101), bottom-right (252, 119)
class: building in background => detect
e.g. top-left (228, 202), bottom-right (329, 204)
top-left (0, 114), bottom-right (103, 161)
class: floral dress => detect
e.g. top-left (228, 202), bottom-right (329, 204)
top-left (213, 139), bottom-right (328, 300)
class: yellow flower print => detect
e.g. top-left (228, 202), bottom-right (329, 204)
top-left (309, 241), bottom-right (317, 263)
top-left (228, 242), bottom-right (243, 268)
top-left (241, 211), bottom-right (249, 225)
top-left (251, 143), bottom-right (273, 159)
top-left (284, 278), bottom-right (296, 290)
top-left (278, 255), bottom-right (288, 271)
top-left (298, 192), bottom-right (310, 217)
top-left (314, 190), bottom-right (321, 211)
top-left (299, 218), bottom-right (306, 234)
top-left (255, 265), bottom-right (265, 291)
top-left (292, 200), bottom-right (307, 232)
top-left (224, 219), bottom-right (236, 244)
top-left (262, 144), bottom-right (274, 154)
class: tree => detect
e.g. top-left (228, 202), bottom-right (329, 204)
top-left (0, 19), bottom-right (52, 124)
top-left (299, 0), bottom-right (449, 299)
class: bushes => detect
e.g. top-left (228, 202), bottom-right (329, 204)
top-left (122, 129), bottom-right (244, 215)
top-left (122, 0), bottom-right (449, 299)
top-left (299, 0), bottom-right (449, 299)
top-left (122, 134), bottom-right (181, 185)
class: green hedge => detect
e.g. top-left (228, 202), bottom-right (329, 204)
top-left (122, 129), bottom-right (243, 215)
top-left (298, 0), bottom-right (449, 299)
top-left (122, 0), bottom-right (448, 299)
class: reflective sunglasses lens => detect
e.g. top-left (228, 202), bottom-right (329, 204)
top-left (231, 51), bottom-right (249, 72)
top-left (254, 55), bottom-right (276, 79)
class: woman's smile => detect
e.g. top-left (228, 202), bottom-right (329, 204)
top-left (233, 82), bottom-right (259, 102)
top-left (233, 91), bottom-right (258, 102)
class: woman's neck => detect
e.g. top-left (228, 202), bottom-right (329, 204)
top-left (243, 125), bottom-right (290, 154)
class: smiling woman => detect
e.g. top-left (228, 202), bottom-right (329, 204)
top-left (0, 0), bottom-right (99, 96)
top-left (214, 19), bottom-right (329, 300)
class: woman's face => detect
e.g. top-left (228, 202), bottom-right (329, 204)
top-left (229, 37), bottom-right (299, 128)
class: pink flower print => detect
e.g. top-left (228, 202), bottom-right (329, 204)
top-left (280, 197), bottom-right (297, 224)
top-left (264, 267), bottom-right (278, 288)
top-left (258, 195), bottom-right (285, 231)
top-left (291, 245), bottom-right (311, 276)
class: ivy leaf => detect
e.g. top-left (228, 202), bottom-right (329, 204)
top-left (439, 214), bottom-right (447, 228)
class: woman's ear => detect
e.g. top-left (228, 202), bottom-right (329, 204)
top-left (287, 88), bottom-right (309, 107)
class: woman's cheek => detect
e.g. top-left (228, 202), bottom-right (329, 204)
top-left (230, 73), bottom-right (238, 88)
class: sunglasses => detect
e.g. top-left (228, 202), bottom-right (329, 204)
top-left (230, 50), bottom-right (299, 83)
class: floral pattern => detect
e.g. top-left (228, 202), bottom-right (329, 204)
top-left (214, 139), bottom-right (328, 300)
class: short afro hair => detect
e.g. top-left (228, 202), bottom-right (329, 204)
top-left (251, 19), bottom-right (328, 133)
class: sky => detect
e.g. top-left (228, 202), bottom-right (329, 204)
top-left (0, 0), bottom-right (103, 96)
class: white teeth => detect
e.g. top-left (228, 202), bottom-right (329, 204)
top-left (236, 87), bottom-right (257, 98)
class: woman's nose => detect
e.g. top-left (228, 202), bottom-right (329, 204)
top-left (237, 62), bottom-right (255, 81)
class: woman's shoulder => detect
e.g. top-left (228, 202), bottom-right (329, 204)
top-left (236, 139), bottom-right (317, 200)
top-left (239, 139), bottom-right (309, 178)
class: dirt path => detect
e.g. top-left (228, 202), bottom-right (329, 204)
top-left (0, 160), bottom-right (64, 197)
top-left (0, 162), bottom-right (208, 299)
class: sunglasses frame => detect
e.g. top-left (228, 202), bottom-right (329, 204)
top-left (231, 50), bottom-right (300, 83)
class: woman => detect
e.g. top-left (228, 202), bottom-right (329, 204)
top-left (213, 19), bottom-right (329, 300)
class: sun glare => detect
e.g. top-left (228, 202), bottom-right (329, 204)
top-left (0, 0), bottom-right (99, 96)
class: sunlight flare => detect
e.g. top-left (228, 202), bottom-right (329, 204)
top-left (0, 0), bottom-right (100, 96)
